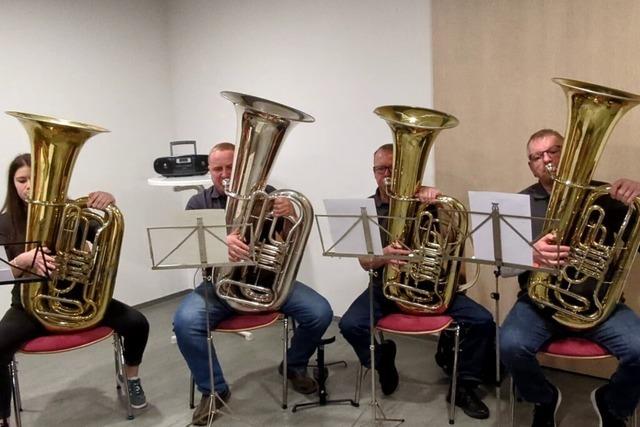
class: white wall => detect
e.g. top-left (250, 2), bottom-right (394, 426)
top-left (0, 0), bottom-right (186, 314)
top-left (166, 0), bottom-right (434, 315)
top-left (0, 0), bottom-right (434, 317)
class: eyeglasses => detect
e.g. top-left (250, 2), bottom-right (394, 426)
top-left (528, 145), bottom-right (562, 162)
top-left (373, 165), bottom-right (392, 174)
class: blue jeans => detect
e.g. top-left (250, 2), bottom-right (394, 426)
top-left (173, 280), bottom-right (333, 395)
top-left (500, 296), bottom-right (640, 418)
top-left (338, 283), bottom-right (495, 384)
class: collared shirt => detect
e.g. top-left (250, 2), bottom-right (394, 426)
top-left (186, 185), bottom-right (276, 211)
top-left (519, 181), bottom-right (551, 241)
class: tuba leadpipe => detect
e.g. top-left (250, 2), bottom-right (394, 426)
top-left (375, 105), bottom-right (474, 314)
top-left (528, 78), bottom-right (640, 329)
top-left (214, 92), bottom-right (314, 313)
top-left (7, 111), bottom-right (124, 332)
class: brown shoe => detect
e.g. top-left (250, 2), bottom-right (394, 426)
top-left (278, 363), bottom-right (318, 395)
top-left (192, 389), bottom-right (231, 426)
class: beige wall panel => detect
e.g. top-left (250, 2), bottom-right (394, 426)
top-left (433, 0), bottom-right (640, 378)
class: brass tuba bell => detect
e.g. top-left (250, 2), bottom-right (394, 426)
top-left (214, 92), bottom-right (314, 313)
top-left (528, 78), bottom-right (640, 329)
top-left (375, 105), bottom-right (474, 314)
top-left (7, 111), bottom-right (124, 332)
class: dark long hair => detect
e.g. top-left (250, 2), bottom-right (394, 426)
top-left (2, 153), bottom-right (31, 240)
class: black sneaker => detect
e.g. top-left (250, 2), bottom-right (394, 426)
top-left (377, 339), bottom-right (399, 396)
top-left (192, 389), bottom-right (231, 426)
top-left (127, 378), bottom-right (147, 409)
top-left (532, 383), bottom-right (561, 427)
top-left (446, 384), bottom-right (490, 419)
top-left (278, 363), bottom-right (318, 395)
top-left (592, 385), bottom-right (628, 427)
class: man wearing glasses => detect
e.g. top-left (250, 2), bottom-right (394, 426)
top-left (500, 129), bottom-right (640, 427)
top-left (338, 143), bottom-right (495, 420)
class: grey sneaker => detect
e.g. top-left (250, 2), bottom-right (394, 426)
top-left (127, 378), bottom-right (148, 409)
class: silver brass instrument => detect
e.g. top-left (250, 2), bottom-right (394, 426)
top-left (375, 105), bottom-right (475, 314)
top-left (7, 111), bottom-right (124, 332)
top-left (214, 92), bottom-right (314, 313)
top-left (528, 78), bottom-right (640, 329)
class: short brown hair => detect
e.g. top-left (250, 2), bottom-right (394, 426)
top-left (527, 129), bottom-right (564, 149)
top-left (209, 142), bottom-right (235, 155)
top-left (374, 143), bottom-right (393, 158)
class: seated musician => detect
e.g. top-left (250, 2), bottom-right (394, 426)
top-left (0, 153), bottom-right (150, 427)
top-left (500, 129), bottom-right (640, 427)
top-left (338, 143), bottom-right (495, 420)
top-left (173, 142), bottom-right (333, 425)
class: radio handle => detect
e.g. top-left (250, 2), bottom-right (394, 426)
top-left (170, 140), bottom-right (197, 157)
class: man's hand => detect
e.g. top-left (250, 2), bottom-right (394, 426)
top-left (12, 247), bottom-right (56, 276)
top-left (609, 178), bottom-right (640, 206)
top-left (227, 232), bottom-right (250, 262)
top-left (359, 242), bottom-right (411, 270)
top-left (415, 186), bottom-right (442, 203)
top-left (88, 191), bottom-right (116, 209)
top-left (272, 197), bottom-right (295, 217)
top-left (532, 233), bottom-right (570, 268)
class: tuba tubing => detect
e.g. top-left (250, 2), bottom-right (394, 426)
top-left (7, 111), bottom-right (124, 332)
top-left (214, 92), bottom-right (314, 313)
top-left (374, 105), bottom-right (474, 314)
top-left (527, 78), bottom-right (640, 329)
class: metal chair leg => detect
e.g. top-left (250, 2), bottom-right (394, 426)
top-left (282, 316), bottom-right (289, 409)
top-left (113, 333), bottom-right (134, 420)
top-left (9, 358), bottom-right (22, 427)
top-left (448, 324), bottom-right (460, 425)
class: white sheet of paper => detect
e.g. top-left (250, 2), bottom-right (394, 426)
top-left (468, 191), bottom-right (533, 267)
top-left (0, 247), bottom-right (14, 282)
top-left (148, 209), bottom-right (230, 268)
top-left (321, 199), bottom-right (384, 256)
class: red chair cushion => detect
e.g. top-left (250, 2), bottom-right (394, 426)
top-left (216, 312), bottom-right (280, 332)
top-left (20, 326), bottom-right (114, 354)
top-left (540, 337), bottom-right (610, 358)
top-left (376, 313), bottom-right (453, 334)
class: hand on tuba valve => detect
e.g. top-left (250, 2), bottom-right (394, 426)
top-left (532, 233), bottom-right (570, 268)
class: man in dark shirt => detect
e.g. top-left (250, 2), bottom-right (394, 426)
top-left (173, 142), bottom-right (333, 426)
top-left (338, 144), bottom-right (495, 420)
top-left (500, 129), bottom-right (640, 427)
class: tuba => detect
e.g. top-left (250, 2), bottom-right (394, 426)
top-left (528, 78), bottom-right (640, 329)
top-left (7, 111), bottom-right (124, 332)
top-left (214, 92), bottom-right (314, 313)
top-left (376, 105), bottom-right (474, 314)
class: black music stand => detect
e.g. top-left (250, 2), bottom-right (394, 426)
top-left (455, 195), bottom-right (561, 427)
top-left (0, 241), bottom-right (51, 287)
top-left (316, 206), bottom-right (405, 426)
top-left (147, 210), bottom-right (256, 427)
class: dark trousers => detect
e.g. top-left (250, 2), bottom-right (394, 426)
top-left (0, 299), bottom-right (149, 419)
top-left (339, 284), bottom-right (495, 384)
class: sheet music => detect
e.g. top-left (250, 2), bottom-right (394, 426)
top-left (468, 191), bottom-right (533, 267)
top-left (147, 209), bottom-right (230, 268)
top-left (0, 247), bottom-right (14, 282)
top-left (321, 199), bottom-right (384, 256)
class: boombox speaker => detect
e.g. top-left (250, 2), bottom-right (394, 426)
top-left (154, 140), bottom-right (209, 177)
